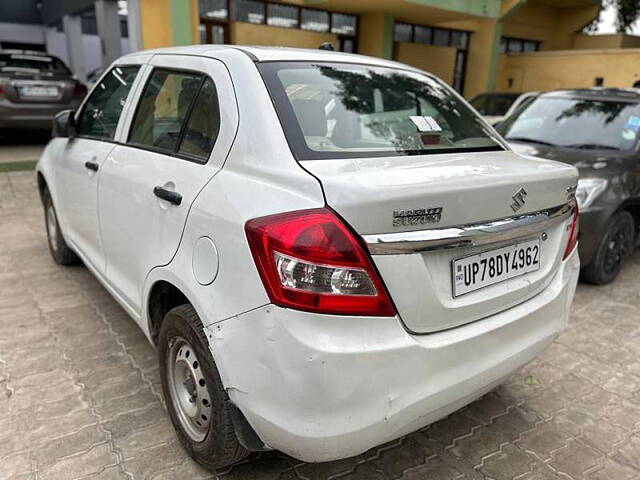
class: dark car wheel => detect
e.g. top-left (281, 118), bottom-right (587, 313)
top-left (581, 210), bottom-right (635, 285)
top-left (43, 188), bottom-right (79, 265)
top-left (159, 304), bottom-right (249, 471)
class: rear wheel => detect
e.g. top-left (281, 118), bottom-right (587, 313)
top-left (581, 210), bottom-right (635, 285)
top-left (43, 189), bottom-right (79, 265)
top-left (159, 304), bottom-right (249, 470)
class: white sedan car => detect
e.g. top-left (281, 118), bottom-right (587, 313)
top-left (36, 46), bottom-right (580, 469)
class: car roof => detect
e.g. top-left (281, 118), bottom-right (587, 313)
top-left (541, 87), bottom-right (640, 102)
top-left (119, 45), bottom-right (421, 71)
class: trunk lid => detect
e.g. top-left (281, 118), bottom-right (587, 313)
top-left (304, 150), bottom-right (578, 333)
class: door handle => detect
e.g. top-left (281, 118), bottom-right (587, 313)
top-left (84, 160), bottom-right (99, 172)
top-left (153, 186), bottom-right (182, 206)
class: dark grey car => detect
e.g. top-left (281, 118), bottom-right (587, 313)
top-left (0, 50), bottom-right (86, 130)
top-left (498, 88), bottom-right (640, 284)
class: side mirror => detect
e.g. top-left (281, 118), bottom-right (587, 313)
top-left (52, 110), bottom-right (75, 138)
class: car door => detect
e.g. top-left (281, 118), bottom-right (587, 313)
top-left (98, 54), bottom-right (238, 314)
top-left (56, 65), bottom-right (141, 272)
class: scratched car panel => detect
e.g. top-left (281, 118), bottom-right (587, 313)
top-left (36, 45), bottom-right (580, 470)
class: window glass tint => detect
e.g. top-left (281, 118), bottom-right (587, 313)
top-left (523, 40), bottom-right (539, 52)
top-left (499, 96), bottom-right (640, 151)
top-left (267, 3), bottom-right (298, 28)
top-left (507, 39), bottom-right (523, 53)
top-left (261, 62), bottom-right (502, 160)
top-left (129, 69), bottom-right (202, 153)
top-left (433, 28), bottom-right (450, 46)
top-left (77, 66), bottom-right (139, 139)
top-left (451, 31), bottom-right (468, 49)
top-left (414, 26), bottom-right (432, 44)
top-left (178, 78), bottom-right (220, 161)
top-left (233, 0), bottom-right (264, 24)
top-left (499, 37), bottom-right (507, 53)
top-left (331, 13), bottom-right (356, 35)
top-left (0, 53), bottom-right (70, 75)
top-left (301, 9), bottom-right (329, 32)
top-left (472, 94), bottom-right (519, 116)
top-left (199, 0), bottom-right (228, 19)
top-left (394, 23), bottom-right (412, 42)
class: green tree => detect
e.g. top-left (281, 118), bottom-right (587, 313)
top-left (585, 0), bottom-right (640, 33)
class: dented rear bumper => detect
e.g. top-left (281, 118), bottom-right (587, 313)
top-left (205, 249), bottom-right (579, 463)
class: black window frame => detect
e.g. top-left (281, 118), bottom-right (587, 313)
top-left (500, 36), bottom-right (540, 54)
top-left (125, 67), bottom-right (221, 165)
top-left (74, 64), bottom-right (142, 143)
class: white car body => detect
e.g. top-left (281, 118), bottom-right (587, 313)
top-left (36, 46), bottom-right (580, 463)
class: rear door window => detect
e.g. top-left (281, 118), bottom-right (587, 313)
top-left (76, 66), bottom-right (140, 140)
top-left (128, 69), bottom-right (221, 162)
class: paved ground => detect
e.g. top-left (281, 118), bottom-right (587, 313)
top-left (2, 169), bottom-right (640, 480)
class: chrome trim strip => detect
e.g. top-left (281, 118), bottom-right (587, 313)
top-left (363, 201), bottom-right (576, 255)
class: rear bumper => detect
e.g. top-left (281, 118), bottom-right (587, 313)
top-left (0, 99), bottom-right (81, 129)
top-left (207, 248), bottom-right (579, 463)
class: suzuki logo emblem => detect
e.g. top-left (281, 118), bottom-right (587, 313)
top-left (510, 187), bottom-right (528, 212)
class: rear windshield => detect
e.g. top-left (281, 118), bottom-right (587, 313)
top-left (470, 94), bottom-right (520, 116)
top-left (0, 53), bottom-right (70, 75)
top-left (498, 96), bottom-right (640, 151)
top-left (259, 62), bottom-right (503, 160)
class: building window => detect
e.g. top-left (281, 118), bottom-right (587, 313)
top-left (392, 22), bottom-right (470, 93)
top-left (267, 3), bottom-right (298, 29)
top-left (414, 26), bottom-right (432, 44)
top-left (331, 13), bottom-right (357, 36)
top-left (394, 23), bottom-right (413, 42)
top-left (200, 1), bottom-right (358, 52)
top-left (301, 8), bottom-right (330, 32)
top-left (233, 0), bottom-right (265, 24)
top-left (199, 0), bottom-right (228, 20)
top-left (500, 37), bottom-right (540, 53)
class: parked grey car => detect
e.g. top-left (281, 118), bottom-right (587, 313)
top-left (499, 88), bottom-right (640, 284)
top-left (469, 91), bottom-right (538, 126)
top-left (0, 50), bottom-right (86, 130)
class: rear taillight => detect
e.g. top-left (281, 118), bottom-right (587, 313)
top-left (245, 208), bottom-right (396, 316)
top-left (0, 85), bottom-right (4, 98)
top-left (563, 204), bottom-right (579, 260)
top-left (73, 83), bottom-right (87, 97)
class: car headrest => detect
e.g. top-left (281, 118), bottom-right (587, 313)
top-left (291, 99), bottom-right (327, 137)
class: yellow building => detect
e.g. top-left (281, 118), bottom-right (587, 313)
top-left (134, 0), bottom-right (640, 97)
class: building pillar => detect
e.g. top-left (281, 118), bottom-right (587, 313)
top-left (95, 0), bottom-right (122, 67)
top-left (357, 12), bottom-right (394, 59)
top-left (127, 0), bottom-right (143, 51)
top-left (62, 14), bottom-right (86, 83)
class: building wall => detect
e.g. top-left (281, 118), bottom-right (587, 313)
top-left (572, 33), bottom-right (624, 49)
top-left (45, 28), bottom-right (131, 75)
top-left (395, 42), bottom-right (456, 85)
top-left (501, 1), bottom-right (599, 51)
top-left (495, 49), bottom-right (640, 92)
top-left (0, 22), bottom-right (46, 48)
top-left (230, 22), bottom-right (336, 49)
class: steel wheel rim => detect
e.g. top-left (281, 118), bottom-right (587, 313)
top-left (603, 224), bottom-right (629, 276)
top-left (166, 336), bottom-right (212, 442)
top-left (47, 205), bottom-right (58, 252)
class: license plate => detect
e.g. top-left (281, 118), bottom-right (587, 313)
top-left (19, 86), bottom-right (58, 98)
top-left (452, 239), bottom-right (541, 297)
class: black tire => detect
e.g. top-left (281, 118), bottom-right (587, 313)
top-left (43, 188), bottom-right (79, 266)
top-left (581, 210), bottom-right (635, 285)
top-left (159, 304), bottom-right (249, 471)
